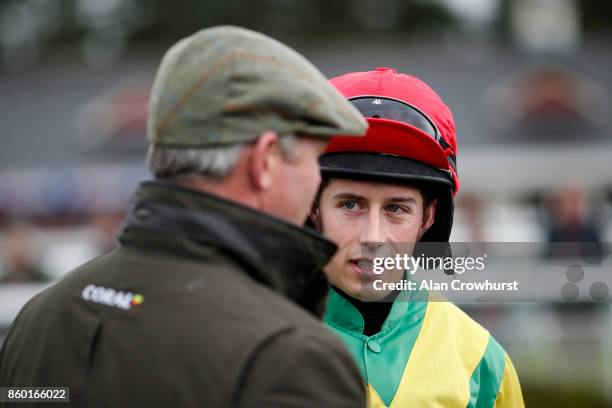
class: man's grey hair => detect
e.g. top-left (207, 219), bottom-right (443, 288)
top-left (147, 134), bottom-right (300, 180)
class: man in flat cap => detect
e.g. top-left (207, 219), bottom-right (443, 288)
top-left (0, 26), bottom-right (367, 407)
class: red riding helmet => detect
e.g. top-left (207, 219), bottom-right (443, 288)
top-left (320, 67), bottom-right (459, 243)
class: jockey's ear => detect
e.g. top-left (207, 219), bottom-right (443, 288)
top-left (417, 198), bottom-right (437, 241)
top-left (307, 205), bottom-right (321, 231)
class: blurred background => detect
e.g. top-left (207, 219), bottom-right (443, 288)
top-left (0, 0), bottom-right (611, 405)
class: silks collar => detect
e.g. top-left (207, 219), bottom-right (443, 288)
top-left (324, 286), bottom-right (428, 338)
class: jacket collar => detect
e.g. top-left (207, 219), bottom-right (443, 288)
top-left (323, 287), bottom-right (428, 337)
top-left (119, 181), bottom-right (337, 315)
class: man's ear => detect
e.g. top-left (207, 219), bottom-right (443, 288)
top-left (249, 131), bottom-right (280, 191)
top-left (417, 198), bottom-right (437, 241)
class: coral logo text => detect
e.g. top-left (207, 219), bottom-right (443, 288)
top-left (82, 284), bottom-right (144, 310)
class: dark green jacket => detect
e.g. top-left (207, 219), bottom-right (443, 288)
top-left (0, 181), bottom-right (365, 408)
